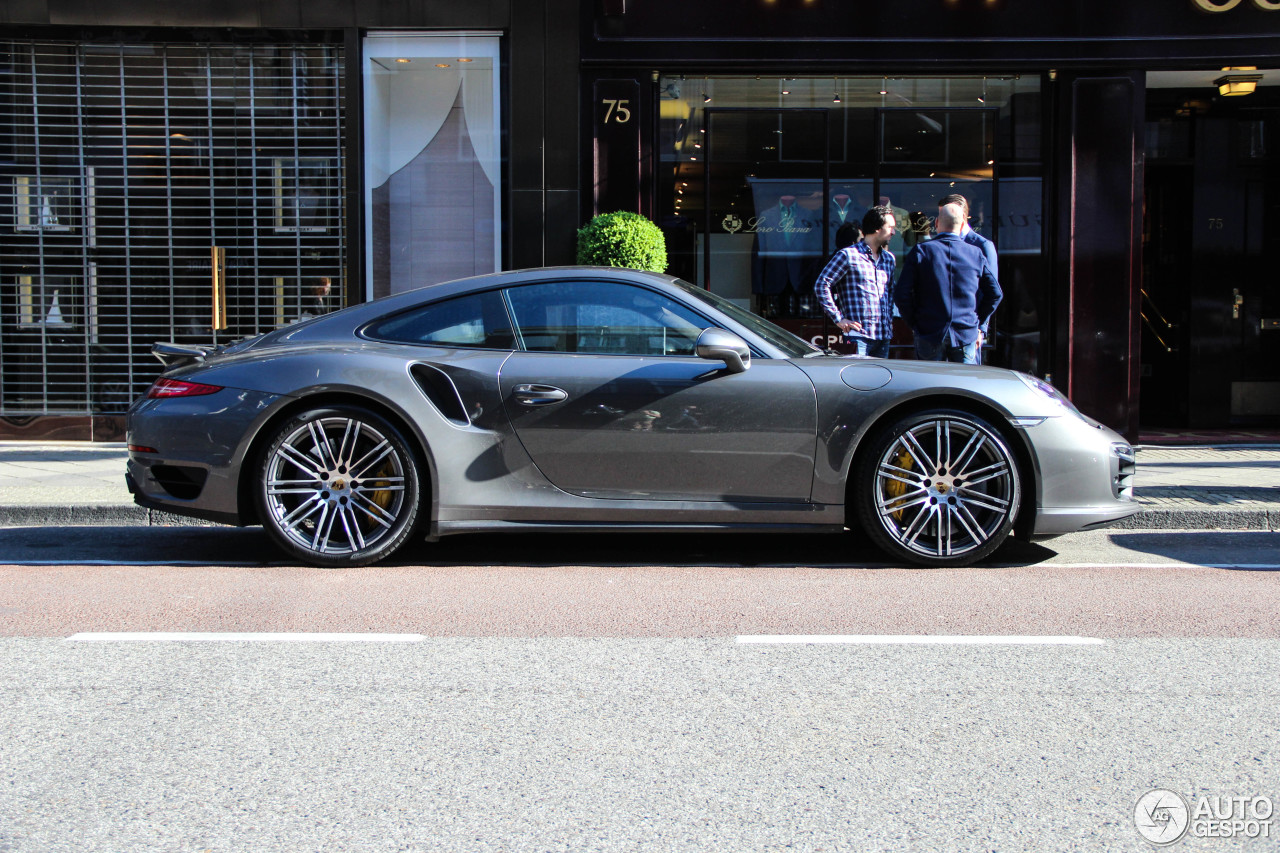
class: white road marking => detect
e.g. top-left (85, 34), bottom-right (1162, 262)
top-left (66, 632), bottom-right (424, 643)
top-left (737, 635), bottom-right (1106, 645)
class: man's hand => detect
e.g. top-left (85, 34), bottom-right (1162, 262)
top-left (837, 319), bottom-right (863, 334)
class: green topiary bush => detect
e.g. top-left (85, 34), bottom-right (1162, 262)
top-left (575, 211), bottom-right (668, 273)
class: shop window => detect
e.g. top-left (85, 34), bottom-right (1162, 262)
top-left (13, 176), bottom-right (78, 232)
top-left (1145, 118), bottom-right (1194, 160)
top-left (653, 73), bottom-right (1044, 374)
top-left (363, 33), bottom-right (501, 299)
top-left (16, 274), bottom-right (81, 328)
top-left (273, 159), bottom-right (337, 233)
top-left (1238, 120), bottom-right (1268, 160)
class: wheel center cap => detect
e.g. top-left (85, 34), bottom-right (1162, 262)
top-left (332, 478), bottom-right (346, 491)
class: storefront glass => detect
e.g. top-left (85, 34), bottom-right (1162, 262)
top-left (0, 39), bottom-right (346, 417)
top-left (656, 74), bottom-right (1043, 372)
top-left (362, 33), bottom-right (501, 299)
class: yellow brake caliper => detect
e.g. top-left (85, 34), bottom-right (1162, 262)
top-left (361, 461), bottom-right (396, 525)
top-left (885, 445), bottom-right (915, 523)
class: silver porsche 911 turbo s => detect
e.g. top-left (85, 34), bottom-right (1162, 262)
top-left (126, 266), bottom-right (1137, 568)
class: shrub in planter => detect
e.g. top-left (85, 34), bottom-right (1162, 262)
top-left (575, 211), bottom-right (668, 273)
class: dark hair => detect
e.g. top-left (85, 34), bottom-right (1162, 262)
top-left (861, 204), bottom-right (895, 235)
top-left (938, 193), bottom-right (969, 215)
top-left (834, 222), bottom-right (862, 250)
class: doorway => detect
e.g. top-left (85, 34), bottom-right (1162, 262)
top-left (1142, 77), bottom-right (1280, 429)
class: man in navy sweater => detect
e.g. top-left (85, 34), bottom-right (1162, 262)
top-left (894, 201), bottom-right (1002, 364)
top-left (940, 192), bottom-right (999, 295)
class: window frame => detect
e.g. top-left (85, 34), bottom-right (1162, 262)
top-left (359, 286), bottom-right (517, 349)
top-left (500, 279), bottom-right (718, 358)
top-left (359, 277), bottom-right (779, 358)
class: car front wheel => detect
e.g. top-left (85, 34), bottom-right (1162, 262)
top-left (256, 406), bottom-right (422, 567)
top-left (855, 409), bottom-right (1021, 567)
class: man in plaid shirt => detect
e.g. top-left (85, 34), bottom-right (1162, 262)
top-left (814, 204), bottom-right (897, 358)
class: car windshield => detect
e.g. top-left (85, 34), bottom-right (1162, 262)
top-left (670, 278), bottom-right (823, 358)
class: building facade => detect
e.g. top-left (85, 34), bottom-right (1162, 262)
top-left (1, 0), bottom-right (1278, 441)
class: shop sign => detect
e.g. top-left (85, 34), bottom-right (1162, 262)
top-left (1192, 0), bottom-right (1280, 9)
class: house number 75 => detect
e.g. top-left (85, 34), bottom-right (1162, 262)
top-left (601, 99), bottom-right (632, 124)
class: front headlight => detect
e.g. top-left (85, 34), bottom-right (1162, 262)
top-left (1015, 372), bottom-right (1080, 415)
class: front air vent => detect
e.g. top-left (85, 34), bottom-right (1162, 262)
top-left (1112, 443), bottom-right (1136, 500)
top-left (150, 464), bottom-right (208, 500)
top-left (409, 363), bottom-right (470, 426)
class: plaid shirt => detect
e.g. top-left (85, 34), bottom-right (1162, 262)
top-left (814, 242), bottom-right (897, 341)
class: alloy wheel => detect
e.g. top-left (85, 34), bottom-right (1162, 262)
top-left (260, 409), bottom-right (418, 565)
top-left (865, 413), bottom-right (1020, 564)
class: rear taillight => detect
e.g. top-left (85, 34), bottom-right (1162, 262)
top-left (146, 377), bottom-right (223, 399)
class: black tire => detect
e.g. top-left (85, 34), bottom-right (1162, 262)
top-left (854, 409), bottom-right (1021, 567)
top-left (255, 406), bottom-right (422, 567)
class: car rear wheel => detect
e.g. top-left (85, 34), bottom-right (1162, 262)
top-left (256, 406), bottom-right (422, 567)
top-left (855, 409), bottom-right (1021, 567)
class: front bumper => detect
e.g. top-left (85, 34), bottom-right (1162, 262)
top-left (1019, 412), bottom-right (1139, 537)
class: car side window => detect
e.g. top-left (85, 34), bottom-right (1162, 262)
top-left (504, 281), bottom-right (707, 356)
top-left (364, 290), bottom-right (515, 349)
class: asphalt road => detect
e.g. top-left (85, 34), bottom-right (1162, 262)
top-left (2, 526), bottom-right (1279, 852)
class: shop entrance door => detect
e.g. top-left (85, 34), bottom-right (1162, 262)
top-left (1141, 88), bottom-right (1280, 429)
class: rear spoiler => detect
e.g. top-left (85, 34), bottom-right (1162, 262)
top-left (152, 342), bottom-right (223, 370)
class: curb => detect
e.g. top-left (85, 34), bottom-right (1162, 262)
top-left (1, 505), bottom-right (1278, 532)
top-left (1116, 507), bottom-right (1280, 532)
top-left (0, 505), bottom-right (217, 527)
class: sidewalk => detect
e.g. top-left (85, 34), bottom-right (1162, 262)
top-left (0, 441), bottom-right (1277, 532)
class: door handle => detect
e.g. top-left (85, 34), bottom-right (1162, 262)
top-left (513, 384), bottom-right (568, 406)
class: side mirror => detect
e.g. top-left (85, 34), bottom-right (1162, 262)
top-left (695, 327), bottom-right (751, 374)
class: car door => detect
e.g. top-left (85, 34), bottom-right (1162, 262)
top-left (498, 279), bottom-right (817, 502)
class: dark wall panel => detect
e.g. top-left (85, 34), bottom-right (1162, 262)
top-left (545, 188), bottom-right (579, 267)
top-left (30, 0), bottom-right (509, 28)
top-left (508, 0), bottom-right (579, 266)
top-left (510, 188), bottom-right (546, 269)
top-left (509, 0), bottom-right (547, 196)
top-left (1, 0), bottom-right (49, 24)
top-left (544, 0), bottom-right (579, 193)
top-left (583, 0), bottom-right (1280, 67)
top-left (1054, 74), bottom-right (1144, 438)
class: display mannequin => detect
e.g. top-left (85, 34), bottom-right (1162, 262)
top-left (831, 194), bottom-right (853, 224)
top-left (751, 193), bottom-right (821, 312)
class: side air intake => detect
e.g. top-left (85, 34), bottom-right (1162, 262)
top-left (409, 364), bottom-right (470, 426)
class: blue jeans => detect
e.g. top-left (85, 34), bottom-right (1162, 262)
top-left (848, 336), bottom-right (891, 358)
top-left (915, 337), bottom-right (980, 364)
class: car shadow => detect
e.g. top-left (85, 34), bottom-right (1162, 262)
top-left (0, 525), bottom-right (1060, 569)
top-left (389, 529), bottom-right (1059, 569)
